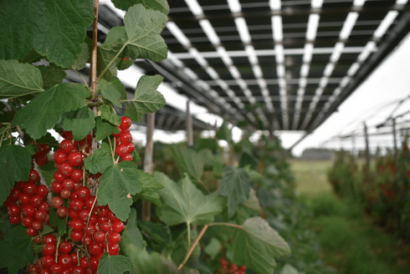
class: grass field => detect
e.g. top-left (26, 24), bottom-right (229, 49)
top-left (290, 160), bottom-right (410, 274)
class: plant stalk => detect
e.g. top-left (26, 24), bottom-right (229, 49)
top-left (90, 0), bottom-right (100, 96)
top-left (178, 225), bottom-right (209, 270)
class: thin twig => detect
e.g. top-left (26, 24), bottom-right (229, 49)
top-left (90, 0), bottom-right (99, 97)
top-left (83, 187), bottom-right (98, 259)
top-left (72, 67), bottom-right (89, 88)
top-left (177, 225), bottom-right (209, 270)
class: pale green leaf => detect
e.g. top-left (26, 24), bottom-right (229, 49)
top-left (204, 238), bottom-right (221, 260)
top-left (155, 172), bottom-right (225, 226)
top-left (97, 46), bottom-right (118, 81)
top-left (124, 75), bottom-right (166, 122)
top-left (0, 0), bottom-right (93, 68)
top-left (100, 79), bottom-right (122, 107)
top-left (220, 166), bottom-right (251, 217)
top-left (84, 142), bottom-right (113, 174)
top-left (61, 106), bottom-right (95, 141)
top-left (229, 217), bottom-right (291, 274)
top-left (199, 149), bottom-right (214, 171)
top-left (100, 105), bottom-right (121, 126)
top-left (38, 161), bottom-right (57, 186)
top-left (98, 161), bottom-right (141, 221)
top-left (95, 117), bottom-right (119, 141)
top-left (13, 83), bottom-right (87, 139)
top-left (111, 0), bottom-right (170, 15)
top-left (120, 208), bottom-right (144, 250)
top-left (73, 43), bottom-right (89, 70)
top-left (97, 253), bottom-right (134, 274)
top-left (138, 170), bottom-right (164, 192)
top-left (0, 60), bottom-right (43, 98)
top-left (0, 145), bottom-right (31, 206)
top-left (133, 191), bottom-right (161, 206)
top-left (216, 120), bottom-right (232, 142)
top-left (280, 264), bottom-right (300, 274)
top-left (37, 65), bottom-right (66, 90)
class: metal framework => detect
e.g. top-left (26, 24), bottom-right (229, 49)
top-left (95, 0), bottom-right (410, 136)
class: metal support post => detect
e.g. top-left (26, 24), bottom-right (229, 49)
top-left (142, 113), bottom-right (155, 221)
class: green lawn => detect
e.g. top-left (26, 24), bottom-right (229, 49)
top-left (290, 160), bottom-right (410, 274)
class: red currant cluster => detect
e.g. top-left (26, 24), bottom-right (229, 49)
top-left (34, 143), bottom-right (51, 166)
top-left (4, 169), bottom-right (50, 236)
top-left (113, 116), bottom-right (134, 161)
top-left (218, 258), bottom-right (246, 274)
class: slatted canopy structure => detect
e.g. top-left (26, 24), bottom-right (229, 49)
top-left (95, 0), bottom-right (410, 143)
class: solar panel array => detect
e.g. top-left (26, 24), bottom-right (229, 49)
top-left (97, 0), bottom-right (410, 133)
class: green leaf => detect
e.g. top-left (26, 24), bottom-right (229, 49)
top-left (61, 106), bottom-right (95, 141)
top-left (97, 46), bottom-right (118, 81)
top-left (100, 79), bottom-right (122, 108)
top-left (138, 170), bottom-right (164, 192)
top-left (25, 144), bottom-right (38, 156)
top-left (171, 146), bottom-right (206, 191)
top-left (111, 0), bottom-right (170, 15)
top-left (100, 105), bottom-right (121, 126)
top-left (155, 172), bottom-right (225, 226)
top-left (120, 208), bottom-right (144, 250)
top-left (235, 189), bottom-right (262, 224)
top-left (171, 230), bottom-right (200, 265)
top-left (280, 264), bottom-right (300, 274)
top-left (0, 0), bottom-right (93, 68)
top-left (197, 138), bottom-right (219, 152)
top-left (138, 221), bottom-right (170, 247)
top-left (220, 166), bottom-right (251, 217)
top-left (97, 253), bottom-right (134, 274)
top-left (73, 43), bottom-right (89, 70)
top-left (204, 238), bottom-right (221, 260)
top-left (199, 149), bottom-right (214, 171)
top-left (49, 207), bottom-right (67, 236)
top-left (0, 60), bottom-right (43, 98)
top-left (0, 225), bottom-right (34, 274)
top-left (212, 155), bottom-right (224, 179)
top-left (244, 166), bottom-right (264, 184)
top-left (0, 145), bottom-right (31, 206)
top-left (110, 76), bottom-right (128, 100)
top-left (228, 217), bottom-right (291, 274)
top-left (124, 4), bottom-right (168, 62)
top-left (13, 83), bottom-right (88, 139)
top-left (124, 75), bottom-right (166, 122)
top-left (19, 48), bottom-right (43, 64)
top-left (95, 117), bottom-right (119, 141)
top-left (133, 191), bottom-right (161, 206)
top-left (38, 161), bottom-right (57, 186)
top-left (37, 66), bottom-right (67, 90)
top-left (216, 121), bottom-right (232, 143)
top-left (84, 143), bottom-right (113, 174)
top-left (98, 161), bottom-right (141, 221)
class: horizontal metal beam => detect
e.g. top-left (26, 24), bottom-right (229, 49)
top-left (203, 78), bottom-right (343, 86)
top-left (221, 95), bottom-right (332, 102)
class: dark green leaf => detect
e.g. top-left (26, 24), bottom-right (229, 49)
top-left (73, 43), bottom-right (89, 70)
top-left (37, 65), bottom-right (67, 90)
top-left (216, 121), bottom-right (232, 143)
top-left (120, 208), bottom-right (144, 250)
top-left (100, 105), bottom-right (121, 126)
top-left (19, 48), bottom-right (43, 64)
top-left (111, 0), bottom-right (170, 15)
top-left (220, 166), bottom-right (251, 217)
top-left (110, 76), bottom-right (127, 100)
top-left (0, 0), bottom-right (93, 68)
top-left (228, 217), bottom-right (291, 274)
top-left (138, 221), bottom-right (170, 247)
top-left (138, 170), bottom-right (164, 192)
top-left (97, 46), bottom-right (118, 81)
top-left (13, 83), bottom-right (88, 139)
top-left (239, 150), bottom-right (258, 169)
top-left (38, 161), bottom-right (57, 186)
top-left (0, 60), bottom-right (43, 98)
top-left (84, 143), bottom-right (113, 174)
top-left (124, 75), bottom-right (166, 122)
top-left (61, 106), bottom-right (95, 141)
top-left (97, 253), bottom-right (134, 274)
top-left (155, 172), bottom-right (225, 226)
top-left (0, 225), bottom-right (34, 274)
top-left (25, 144), bottom-right (38, 156)
top-left (196, 138), bottom-right (218, 152)
top-left (95, 117), bottom-right (119, 141)
top-left (171, 146), bottom-right (206, 191)
top-left (100, 79), bottom-right (122, 108)
top-left (0, 145), bottom-right (31, 206)
top-left (98, 161), bottom-right (141, 221)
top-left (49, 207), bottom-right (66, 236)
top-left (212, 155), bottom-right (224, 179)
top-left (199, 149), bottom-right (214, 171)
top-left (133, 191), bottom-right (161, 206)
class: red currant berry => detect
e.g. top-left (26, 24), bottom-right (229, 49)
top-left (10, 188), bottom-right (22, 200)
top-left (127, 143), bottom-right (135, 153)
top-left (58, 254), bottom-right (72, 268)
top-left (69, 199), bottom-right (84, 211)
top-left (70, 190), bottom-right (79, 200)
top-left (108, 243), bottom-right (119, 255)
top-left (88, 243), bottom-right (103, 256)
top-left (90, 257), bottom-right (99, 270)
top-left (108, 232), bottom-right (121, 244)
top-left (35, 154), bottom-right (48, 166)
top-left (74, 182), bottom-right (82, 191)
top-left (77, 187), bottom-right (90, 200)
top-left (62, 178), bottom-right (74, 190)
top-left (82, 235), bottom-right (92, 246)
top-left (69, 218), bottom-right (84, 232)
top-left (44, 234), bottom-right (57, 245)
top-left (112, 221), bottom-right (124, 233)
top-left (120, 116), bottom-right (132, 130)
top-left (80, 257), bottom-right (89, 269)
top-left (93, 230), bottom-right (106, 243)
top-left (89, 214), bottom-right (98, 224)
top-left (115, 144), bottom-right (129, 157)
top-left (98, 206), bottom-right (109, 217)
top-left (107, 211), bottom-right (119, 223)
top-left (112, 127), bottom-right (122, 138)
top-left (61, 130), bottom-right (73, 140)
top-left (58, 241), bottom-right (73, 254)
top-left (30, 194), bottom-right (43, 207)
top-left (29, 170), bottom-right (40, 183)
top-left (22, 216), bottom-right (34, 227)
top-left (53, 171), bottom-right (66, 182)
top-left (70, 169), bottom-right (83, 182)
top-left (39, 201), bottom-right (50, 212)
top-left (51, 182), bottom-right (63, 193)
top-left (41, 268), bottom-right (52, 274)
top-left (84, 196), bottom-right (96, 209)
top-left (37, 144), bottom-right (50, 155)
top-left (121, 154), bottom-right (133, 161)
top-left (35, 210), bottom-right (47, 222)
top-left (60, 139), bottom-right (74, 154)
top-left (33, 235), bottom-right (42, 244)
top-left (9, 215), bottom-right (21, 224)
top-left (27, 227), bottom-right (38, 237)
top-left (68, 208), bottom-right (79, 219)
top-left (29, 264), bottom-right (41, 274)
top-left (72, 266), bottom-right (84, 274)
top-left (19, 193), bottom-right (31, 204)
top-left (51, 196), bottom-right (63, 208)
top-left (67, 152), bottom-right (83, 166)
top-left (70, 230), bottom-right (82, 242)
top-left (60, 189), bottom-right (71, 199)
top-left (41, 256), bottom-right (54, 268)
top-left (101, 221), bottom-right (112, 232)
top-left (50, 263), bottom-right (62, 274)
top-left (85, 224), bottom-right (96, 235)
top-left (60, 162), bottom-right (74, 177)
top-left (37, 185), bottom-right (49, 197)
top-left (70, 252), bottom-right (78, 263)
top-left (54, 150), bottom-right (68, 164)
top-left (22, 205), bottom-right (36, 217)
top-left (57, 206), bottom-right (68, 218)
top-left (7, 204), bottom-right (20, 216)
top-left (24, 182), bottom-right (37, 195)
top-left (78, 208), bottom-right (89, 221)
top-left (119, 132), bottom-right (132, 144)
top-left (32, 221), bottom-right (43, 231)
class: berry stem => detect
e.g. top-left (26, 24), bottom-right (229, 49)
top-left (107, 137), bottom-right (115, 164)
top-left (83, 187), bottom-right (99, 258)
top-left (55, 237), bottom-right (61, 263)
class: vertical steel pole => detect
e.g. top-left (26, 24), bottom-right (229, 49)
top-left (363, 122), bottom-right (370, 169)
top-left (393, 118), bottom-right (398, 162)
top-left (142, 113), bottom-right (155, 221)
top-left (186, 101), bottom-right (194, 147)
